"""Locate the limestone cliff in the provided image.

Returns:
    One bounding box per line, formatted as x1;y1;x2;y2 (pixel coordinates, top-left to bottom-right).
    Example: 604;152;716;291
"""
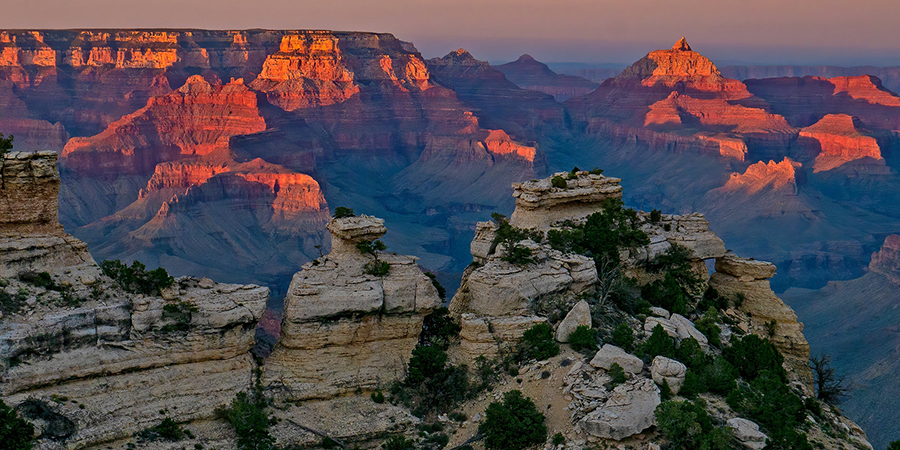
263;214;441;400
709;253;815;390
868;234;900;284
0;151;93;277
798;114;885;172
0;152;268;449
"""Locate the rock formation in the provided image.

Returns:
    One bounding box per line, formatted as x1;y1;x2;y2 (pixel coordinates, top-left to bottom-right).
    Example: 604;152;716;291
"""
797;114;884;172
1;152;268;448
62;75;266;175
494;54;599;101
565;37;797;160
709;253;814;389
718;158;801;195
868;234;900;285
0;151;93;277
509;171;624;231
263;214;441;400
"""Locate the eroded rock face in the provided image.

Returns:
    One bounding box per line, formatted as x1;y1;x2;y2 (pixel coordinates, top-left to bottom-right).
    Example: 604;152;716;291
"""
263;215;441;400
448;241;597;362
509;171;623;231
709;253;814;389
869;234;900;285
589;344;644;374
578;378;661;440
799;114;884;172
0;152;94;277
62;76;266;175
556;299;591;342
651;356;687;394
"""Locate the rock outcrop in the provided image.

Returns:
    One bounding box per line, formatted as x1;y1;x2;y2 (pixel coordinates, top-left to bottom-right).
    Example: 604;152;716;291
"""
555;299;591;342
1;152;268;449
62;76;266;176
718;158;800;195
651;356;687;394
263;214;441;400
868;234;900;285
798;114;884;172
577;378;661;440
709;253;814;389
509;171;624;231
0;151;93;277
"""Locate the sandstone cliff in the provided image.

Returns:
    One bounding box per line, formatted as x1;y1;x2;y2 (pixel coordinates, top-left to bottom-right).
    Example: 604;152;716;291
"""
798;114;885;172
263;214;441;400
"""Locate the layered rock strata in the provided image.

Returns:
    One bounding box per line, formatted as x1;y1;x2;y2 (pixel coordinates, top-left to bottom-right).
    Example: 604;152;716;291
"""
0;152;268;448
263;214;441;400
509;171;624;231
709;253;814;389
868;234;900;285
0;151;93;277
798;114;884;172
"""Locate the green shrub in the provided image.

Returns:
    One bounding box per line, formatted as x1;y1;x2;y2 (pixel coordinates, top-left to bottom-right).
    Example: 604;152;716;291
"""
407;346;448;386
675;337;708;369
333;206;355;218
419;307;461;350
552;432;565;445
161;301;198;333
398;345;473;416
479;390;547;450
364;260;391;276
0;133;13;157
371;390;385;403
804;397;822;417
889;441;900;450
0;399;34;450
100;260;174;296
551;175;567;189
218;392;276;450
490;213;543;266
649;209;662;223
567;325;597;352
136;417;186;442
518;323;559;361
694;307;722;348
501;244;536;266
612;323;634;351
654;400;733;450
382;435;415;450
726;371;811;450
589;167;604;175
698;286;728;312
643;324;675;359
546;199;648;265
608;362;627;386
724;334;786;383
0;289;28;315
424;272;446;300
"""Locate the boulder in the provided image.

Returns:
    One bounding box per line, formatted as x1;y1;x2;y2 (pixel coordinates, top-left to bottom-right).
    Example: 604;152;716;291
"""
651;356;687;394
578;378;661;440
650;307;671;319
589;344;644;374
727;418;768;450
715;253;777;280
645;316;678;338
670;313;709;350
556;300;592;342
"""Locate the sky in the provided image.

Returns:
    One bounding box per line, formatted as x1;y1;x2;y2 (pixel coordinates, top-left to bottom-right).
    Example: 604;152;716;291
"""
3;0;900;66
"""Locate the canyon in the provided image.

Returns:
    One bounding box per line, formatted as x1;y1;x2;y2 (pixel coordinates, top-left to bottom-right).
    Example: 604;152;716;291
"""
1;156;872;449
2;29;900;447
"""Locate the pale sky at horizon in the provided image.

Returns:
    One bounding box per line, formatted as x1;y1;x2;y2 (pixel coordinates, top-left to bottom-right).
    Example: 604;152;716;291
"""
3;0;899;66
